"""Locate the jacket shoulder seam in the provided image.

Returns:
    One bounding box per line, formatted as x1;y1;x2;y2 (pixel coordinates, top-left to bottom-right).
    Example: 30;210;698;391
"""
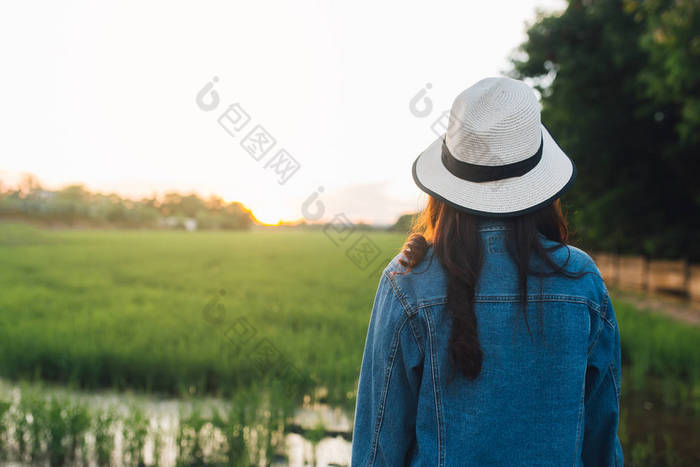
384;271;425;356
599;288;613;327
384;270;416;315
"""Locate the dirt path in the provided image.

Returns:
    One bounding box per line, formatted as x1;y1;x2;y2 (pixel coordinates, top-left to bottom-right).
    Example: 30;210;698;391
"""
611;288;700;326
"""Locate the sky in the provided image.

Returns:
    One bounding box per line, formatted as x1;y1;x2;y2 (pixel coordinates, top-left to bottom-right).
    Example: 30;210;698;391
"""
0;0;566;225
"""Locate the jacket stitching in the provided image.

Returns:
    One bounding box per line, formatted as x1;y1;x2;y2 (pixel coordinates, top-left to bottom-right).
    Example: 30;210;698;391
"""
573;376;586;467
600;288;611;325
366;313;410;466
609;362;620;408
417;299;447;309
609;362;621;467
475;294;600;310
407;317;425;357
586;323;603;359
385;272;424;356
415;296;613;328
418;295;599;309
385;271;417;317
425;309;445;467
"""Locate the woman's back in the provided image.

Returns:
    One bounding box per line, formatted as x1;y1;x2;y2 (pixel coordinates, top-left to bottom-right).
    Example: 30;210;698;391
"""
352;77;622;466
351;220;622;466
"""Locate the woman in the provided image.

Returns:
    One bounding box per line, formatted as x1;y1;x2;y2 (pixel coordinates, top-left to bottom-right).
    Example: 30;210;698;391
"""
351;77;623;466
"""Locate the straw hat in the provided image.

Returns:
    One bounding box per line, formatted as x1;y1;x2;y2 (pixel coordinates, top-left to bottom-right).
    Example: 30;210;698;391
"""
412;77;576;216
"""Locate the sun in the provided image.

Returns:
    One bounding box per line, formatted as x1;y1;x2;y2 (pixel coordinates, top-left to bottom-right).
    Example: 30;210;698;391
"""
249;204;295;226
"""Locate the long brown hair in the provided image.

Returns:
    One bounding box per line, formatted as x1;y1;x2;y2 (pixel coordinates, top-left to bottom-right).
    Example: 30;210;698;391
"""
399;196;583;381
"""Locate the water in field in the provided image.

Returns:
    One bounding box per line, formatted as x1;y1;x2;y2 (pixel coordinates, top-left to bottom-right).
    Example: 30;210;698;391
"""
0;379;352;466
2;379;700;466
620;383;700;466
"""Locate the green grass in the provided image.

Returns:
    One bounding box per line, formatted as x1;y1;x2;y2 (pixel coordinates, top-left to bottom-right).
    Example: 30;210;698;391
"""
1;223;699;464
0;223;404;409
0;222;698;408
614;298;700;409
615;298;700;384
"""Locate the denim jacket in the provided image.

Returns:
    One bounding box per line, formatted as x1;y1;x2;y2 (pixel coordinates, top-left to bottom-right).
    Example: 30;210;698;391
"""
351;220;623;466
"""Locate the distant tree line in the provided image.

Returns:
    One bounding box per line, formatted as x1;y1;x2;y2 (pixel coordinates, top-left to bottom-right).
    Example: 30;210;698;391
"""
388;213;415;233
0;175;254;230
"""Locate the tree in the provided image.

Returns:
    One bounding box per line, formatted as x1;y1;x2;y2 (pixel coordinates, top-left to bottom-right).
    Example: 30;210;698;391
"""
0;176;255;230
389;213;416;233
512;0;700;260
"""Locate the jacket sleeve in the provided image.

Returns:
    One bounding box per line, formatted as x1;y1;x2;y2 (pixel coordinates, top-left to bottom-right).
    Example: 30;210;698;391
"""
582;288;624;466
351;270;424;466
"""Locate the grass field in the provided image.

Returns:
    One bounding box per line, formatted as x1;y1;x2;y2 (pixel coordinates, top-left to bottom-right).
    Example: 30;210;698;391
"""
2;223;699;402
0;223;405;410
0;223;698;464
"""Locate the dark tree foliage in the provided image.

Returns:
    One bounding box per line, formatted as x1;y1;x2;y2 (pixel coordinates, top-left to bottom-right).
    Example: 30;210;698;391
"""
511;0;700;261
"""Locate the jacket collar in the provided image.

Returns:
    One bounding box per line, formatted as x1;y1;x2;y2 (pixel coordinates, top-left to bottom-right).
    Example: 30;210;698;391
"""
477;218;511;232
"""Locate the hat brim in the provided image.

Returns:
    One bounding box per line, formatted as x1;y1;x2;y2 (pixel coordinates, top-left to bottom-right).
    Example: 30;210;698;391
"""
412;124;576;217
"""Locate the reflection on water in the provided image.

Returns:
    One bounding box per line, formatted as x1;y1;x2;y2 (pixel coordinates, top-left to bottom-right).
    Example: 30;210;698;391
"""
2;378;696;466
0;379;352;466
621;386;700;466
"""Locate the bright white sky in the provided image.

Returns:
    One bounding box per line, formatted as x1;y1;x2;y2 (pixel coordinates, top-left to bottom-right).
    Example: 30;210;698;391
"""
0;0;565;225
